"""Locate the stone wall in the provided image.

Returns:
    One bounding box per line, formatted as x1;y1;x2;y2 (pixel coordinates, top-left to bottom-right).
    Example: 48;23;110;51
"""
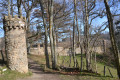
30;46;103;56
3;15;28;73
30;47;72;56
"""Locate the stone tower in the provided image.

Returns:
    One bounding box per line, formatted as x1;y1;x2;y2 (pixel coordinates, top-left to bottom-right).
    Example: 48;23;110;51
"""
3;15;28;73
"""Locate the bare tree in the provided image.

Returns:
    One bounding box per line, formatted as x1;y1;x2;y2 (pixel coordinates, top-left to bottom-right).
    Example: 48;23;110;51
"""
72;0;77;68
8;0;10;16
23;0;37;54
84;0;91;71
104;0;120;78
48;0;56;69
39;0;50;68
10;0;13;16
17;0;22;17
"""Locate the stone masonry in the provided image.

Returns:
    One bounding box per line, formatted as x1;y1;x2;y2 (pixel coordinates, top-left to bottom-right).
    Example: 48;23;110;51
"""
30;44;103;56
3;15;28;73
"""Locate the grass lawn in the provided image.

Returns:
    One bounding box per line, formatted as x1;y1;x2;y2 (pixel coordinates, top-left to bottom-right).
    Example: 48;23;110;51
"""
0;69;32;80
0;54;32;80
58;54;117;77
28;54;119;80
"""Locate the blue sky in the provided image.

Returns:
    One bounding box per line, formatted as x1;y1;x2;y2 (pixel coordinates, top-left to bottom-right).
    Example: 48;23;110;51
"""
0;0;120;38
0;24;3;38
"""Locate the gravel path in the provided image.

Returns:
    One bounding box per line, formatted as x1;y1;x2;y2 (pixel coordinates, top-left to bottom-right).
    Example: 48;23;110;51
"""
17;60;62;80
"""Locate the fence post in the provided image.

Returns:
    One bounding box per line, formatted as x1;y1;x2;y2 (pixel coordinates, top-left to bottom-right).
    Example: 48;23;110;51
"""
104;66;106;76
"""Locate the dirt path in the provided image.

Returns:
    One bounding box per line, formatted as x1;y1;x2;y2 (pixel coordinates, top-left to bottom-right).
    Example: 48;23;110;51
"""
17;60;62;80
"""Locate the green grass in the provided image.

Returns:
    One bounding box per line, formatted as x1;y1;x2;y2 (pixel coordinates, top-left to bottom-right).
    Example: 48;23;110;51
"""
0;55;32;80
58;54;117;77
58;55;118;80
28;54;119;80
60;74;118;80
0;69;32;80
28;54;46;69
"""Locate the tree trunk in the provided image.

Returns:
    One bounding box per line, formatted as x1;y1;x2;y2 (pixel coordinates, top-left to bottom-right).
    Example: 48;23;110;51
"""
27;11;31;32
85;0;91;71
95;50;97;73
73;0;77;68
74;0;82;70
53;28;57;67
80;44;83;71
69;27;72;67
0;50;5;64
75;4;80;47
48;0;56;69
39;0;50;68
26;10;31;54
104;0;120;78
10;0;13;16
8;0;10;16
17;0;22;17
103;40;106;54
104;66;106;76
